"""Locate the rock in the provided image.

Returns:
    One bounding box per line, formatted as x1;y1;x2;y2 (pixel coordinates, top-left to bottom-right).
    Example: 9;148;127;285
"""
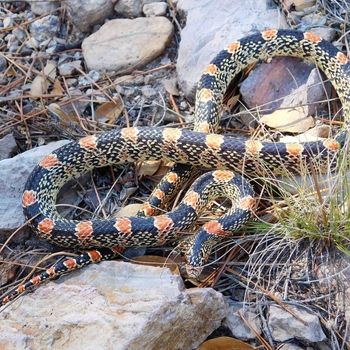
268;304;327;343
27;0;60;15
0;261;227;350
310;27;337;42
291;0;316;11
66;0;115;33
279;344;305;350
162;77;180;96
12;28;26;42
0;55;7;72
114;0;143;18
260;107;314;133
141;85;157;98
58;60;82;76
78;70;100;85
240;57;331;116
0;140;70;238
0;134;17;161
301;13;327;27
143;2;168;16
176;0;288;98
82;17;173;72
29;15;59;43
224;302;262;340
3;17;14;28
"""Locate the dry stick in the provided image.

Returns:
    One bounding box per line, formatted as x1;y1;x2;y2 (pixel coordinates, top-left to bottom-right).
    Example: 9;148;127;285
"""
238;310;273;350
168;93;185;125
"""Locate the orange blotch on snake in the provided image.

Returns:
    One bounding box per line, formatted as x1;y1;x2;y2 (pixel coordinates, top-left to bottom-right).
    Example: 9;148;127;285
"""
63;259;78;270
203;220;226;235
336;52;348;65
75;221;94;242
203;64;218;75
212;170;234;182
286;143;304;157
198;88;214;102
245;140;263;156
79;135;97;150
323;139;340;152
261;29;278;40
206;134;224;150
163;128;182;143
30;276;41;285
121;127;139;142
304;32;322;44
183;190;200;209
114;218;132;235
240;196;256;210
39;154;60;169
22;190;37;208
38;218;55;235
227;41;240;54
154;215;174;233
88;250;103;262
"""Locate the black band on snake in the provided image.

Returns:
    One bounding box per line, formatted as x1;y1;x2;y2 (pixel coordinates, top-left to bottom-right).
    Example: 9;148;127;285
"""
1;29;349;307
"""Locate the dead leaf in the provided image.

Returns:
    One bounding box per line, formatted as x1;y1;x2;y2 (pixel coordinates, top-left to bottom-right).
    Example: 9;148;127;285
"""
260;107;314;133
48;103;80;125
95;98;123;124
30;61;57;98
138;160;162;177
133;255;180;275
226;95;240;110
197;337;255;350
114;203;143;217
51;79;64;95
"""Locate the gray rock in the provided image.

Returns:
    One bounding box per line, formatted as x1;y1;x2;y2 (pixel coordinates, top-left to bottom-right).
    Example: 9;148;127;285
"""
279;345;305;350
114;0;143;18
27;0;60;15
224;302;262;340
176;0;288;98
12;28;26;42
3;17;14;28
301;13;327;27
29;15;59;42
0;133;17;161
0;261;227;350
58;60;82;76
0;55;7;72
78;70;100;85
141;85;157;98
82;17;173;72
143;2;167;16
310;27;337;42
268;304;327;343
66;0;114;33
0;140;70;237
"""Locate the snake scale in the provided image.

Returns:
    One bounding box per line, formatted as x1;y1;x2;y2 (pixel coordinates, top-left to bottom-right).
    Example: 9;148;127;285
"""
1;29;350;307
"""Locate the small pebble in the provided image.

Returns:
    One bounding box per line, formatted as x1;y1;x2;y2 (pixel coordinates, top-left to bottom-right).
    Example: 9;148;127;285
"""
141;85;157;98
58;60;82;76
0;56;7;72
143;2;168;16
12;28;26;42
78;70;100;86
3;17;14;28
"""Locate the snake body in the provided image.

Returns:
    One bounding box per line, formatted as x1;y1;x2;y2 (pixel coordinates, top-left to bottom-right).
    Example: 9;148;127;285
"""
1;29;349;307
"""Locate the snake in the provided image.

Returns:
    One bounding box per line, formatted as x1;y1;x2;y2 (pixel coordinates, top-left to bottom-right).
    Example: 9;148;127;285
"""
1;29;349;307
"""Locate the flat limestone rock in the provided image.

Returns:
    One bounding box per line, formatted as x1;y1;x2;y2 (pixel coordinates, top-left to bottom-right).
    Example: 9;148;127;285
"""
0;140;70;237
82;17;174;72
0;261;227;350
176;0;288;98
